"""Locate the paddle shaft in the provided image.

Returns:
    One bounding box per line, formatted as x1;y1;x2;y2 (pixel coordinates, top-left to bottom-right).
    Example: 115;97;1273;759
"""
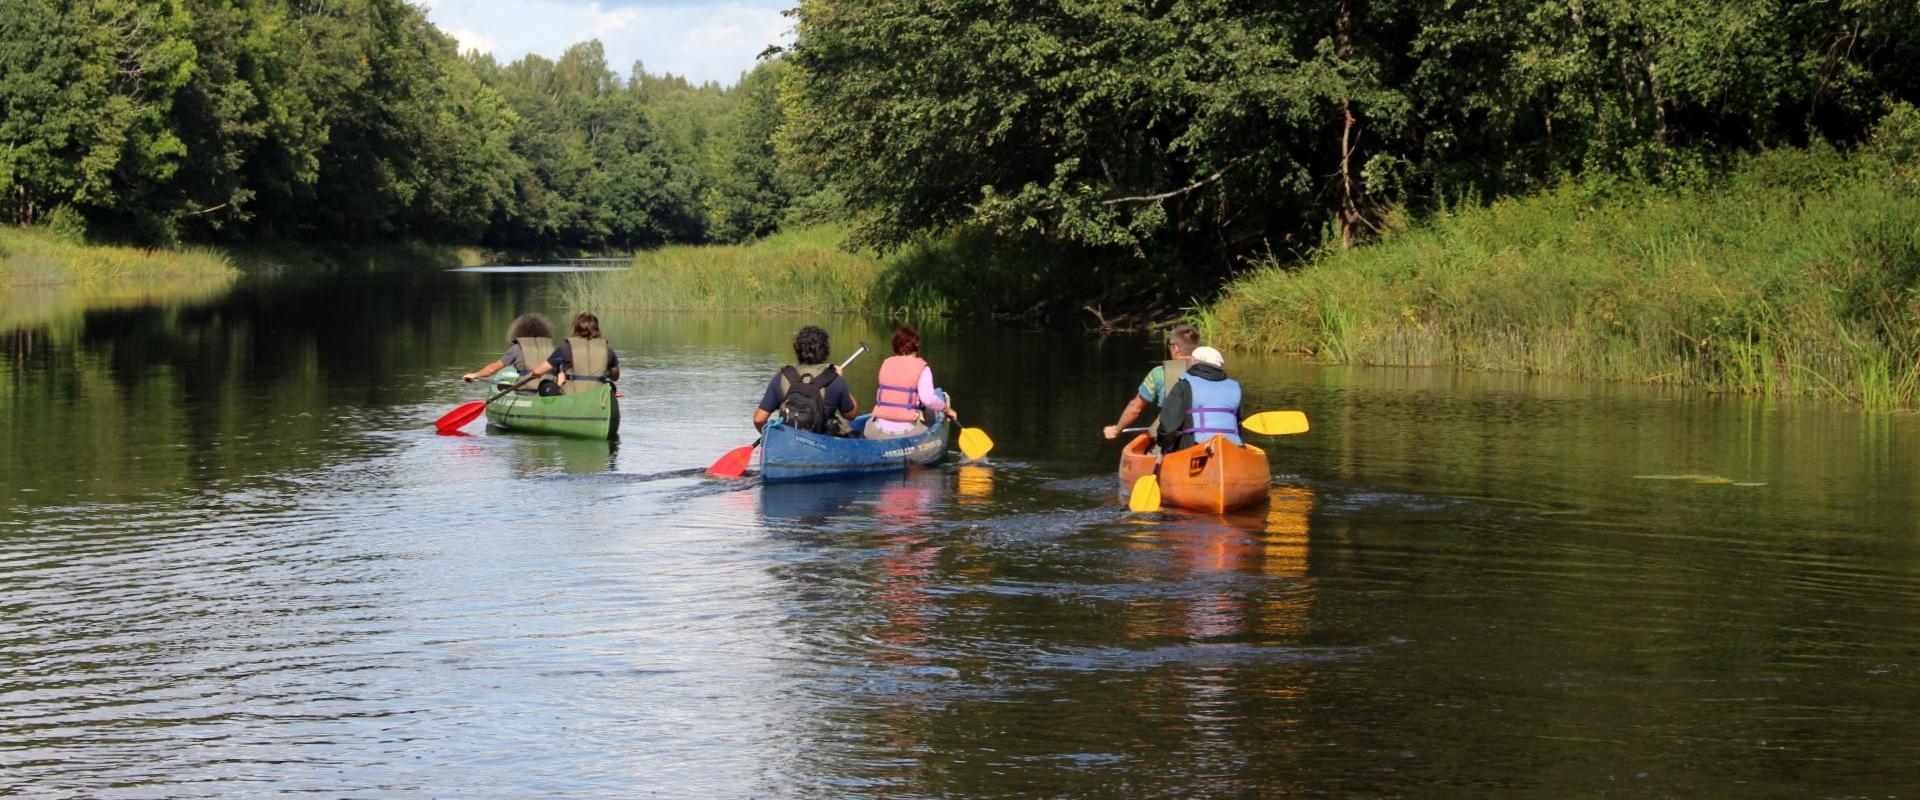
484;371;542;405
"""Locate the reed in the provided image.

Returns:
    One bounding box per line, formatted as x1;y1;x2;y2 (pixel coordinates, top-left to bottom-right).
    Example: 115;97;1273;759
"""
0;226;237;287
558;225;890;313
1203;143;1920;409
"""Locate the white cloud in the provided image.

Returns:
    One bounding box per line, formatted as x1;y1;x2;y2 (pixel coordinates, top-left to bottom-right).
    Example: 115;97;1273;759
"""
445;26;499;55
424;0;793;86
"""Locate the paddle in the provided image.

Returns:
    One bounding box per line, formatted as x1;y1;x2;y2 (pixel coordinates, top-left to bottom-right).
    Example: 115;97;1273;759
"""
942;392;995;461
955;422;994;461
1127;474;1162;513
1242;410;1310;436
707;343;870;477
1122;410;1311;512
435;372;538;434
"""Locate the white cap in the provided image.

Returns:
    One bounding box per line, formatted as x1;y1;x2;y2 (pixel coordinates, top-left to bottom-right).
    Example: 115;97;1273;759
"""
1191;346;1224;368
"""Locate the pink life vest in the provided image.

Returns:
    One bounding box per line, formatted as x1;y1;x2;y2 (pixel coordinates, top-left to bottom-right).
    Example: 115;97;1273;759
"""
873;355;929;423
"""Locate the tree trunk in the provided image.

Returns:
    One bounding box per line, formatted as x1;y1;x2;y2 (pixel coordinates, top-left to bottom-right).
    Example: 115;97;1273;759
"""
1335;0;1372;249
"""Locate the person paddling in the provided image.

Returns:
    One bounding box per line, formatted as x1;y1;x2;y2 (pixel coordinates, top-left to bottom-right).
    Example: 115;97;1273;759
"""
865;325;955;439
1157;346;1244;452
756;325;858;436
1103;323;1202;441
463;313;559;395
523;312;619;393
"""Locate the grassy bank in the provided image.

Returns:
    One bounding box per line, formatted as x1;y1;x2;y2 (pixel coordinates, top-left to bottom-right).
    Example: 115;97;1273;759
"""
0;226;237;288
560;223;1160;322
558;225;888;313
1201;136;1920;408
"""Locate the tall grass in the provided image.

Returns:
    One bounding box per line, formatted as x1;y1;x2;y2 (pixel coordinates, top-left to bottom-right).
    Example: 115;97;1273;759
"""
0;226;237;287
1203;139;1920;409
559;224;1098;319
558;225;890;313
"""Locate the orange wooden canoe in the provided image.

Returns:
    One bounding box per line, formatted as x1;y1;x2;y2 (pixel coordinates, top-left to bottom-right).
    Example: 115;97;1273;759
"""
1119;434;1271;513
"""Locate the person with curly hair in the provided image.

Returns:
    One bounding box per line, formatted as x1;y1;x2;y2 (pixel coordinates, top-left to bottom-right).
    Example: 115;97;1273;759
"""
755;325;858;435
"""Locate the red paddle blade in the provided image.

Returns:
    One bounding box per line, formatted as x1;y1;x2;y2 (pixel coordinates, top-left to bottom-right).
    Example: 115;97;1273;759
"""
435;401;486;434
706;444;757;477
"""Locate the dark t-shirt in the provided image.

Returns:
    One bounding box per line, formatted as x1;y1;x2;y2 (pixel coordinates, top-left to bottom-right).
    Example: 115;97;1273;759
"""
546;339;619;372
757;367;857;415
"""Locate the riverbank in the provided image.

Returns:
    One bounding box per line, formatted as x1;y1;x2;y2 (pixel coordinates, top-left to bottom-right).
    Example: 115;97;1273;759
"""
1201;140;1920;410
559;224;1154;322
0;227;237;288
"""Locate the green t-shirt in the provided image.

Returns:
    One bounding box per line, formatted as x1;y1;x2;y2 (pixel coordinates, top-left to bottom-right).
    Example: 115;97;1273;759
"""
1137;365;1168;404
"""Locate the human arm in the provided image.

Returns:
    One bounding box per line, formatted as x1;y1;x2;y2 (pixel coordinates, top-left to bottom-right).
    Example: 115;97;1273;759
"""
833;376;859;420
1104;396;1149;440
1103;366;1164;439
754;373;784;431
463;359;508;382
917;367;953;420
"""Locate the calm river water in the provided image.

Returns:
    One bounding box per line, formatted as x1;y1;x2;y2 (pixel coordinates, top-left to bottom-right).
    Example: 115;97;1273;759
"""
3;266;1918;797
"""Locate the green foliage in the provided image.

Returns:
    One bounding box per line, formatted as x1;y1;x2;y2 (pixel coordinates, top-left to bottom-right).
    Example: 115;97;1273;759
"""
784;0;1920;263
704;60;799;243
0;1;788;250
1204;142;1920;409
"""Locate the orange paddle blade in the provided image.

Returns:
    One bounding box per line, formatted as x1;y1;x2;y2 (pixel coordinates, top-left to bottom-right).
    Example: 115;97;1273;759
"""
707;443;757;478
435;401;486;434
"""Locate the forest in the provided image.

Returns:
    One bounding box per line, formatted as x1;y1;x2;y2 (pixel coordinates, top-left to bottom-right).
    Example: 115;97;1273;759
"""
0;0;797;250
4;0;1919;271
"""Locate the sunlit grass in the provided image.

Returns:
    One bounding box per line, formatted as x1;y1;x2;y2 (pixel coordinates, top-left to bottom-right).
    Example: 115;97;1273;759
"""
0;226;237;288
1204;145;1920;409
558;225;890;314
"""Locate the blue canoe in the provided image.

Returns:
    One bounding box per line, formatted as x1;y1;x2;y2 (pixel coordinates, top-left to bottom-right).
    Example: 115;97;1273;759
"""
760;414;950;483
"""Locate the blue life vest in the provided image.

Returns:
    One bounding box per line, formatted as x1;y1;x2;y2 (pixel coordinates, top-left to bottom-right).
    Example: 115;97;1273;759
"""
1178;373;1244;445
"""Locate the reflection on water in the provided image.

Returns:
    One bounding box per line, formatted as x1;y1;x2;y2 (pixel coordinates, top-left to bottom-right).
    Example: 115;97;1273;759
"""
3;264;1919;797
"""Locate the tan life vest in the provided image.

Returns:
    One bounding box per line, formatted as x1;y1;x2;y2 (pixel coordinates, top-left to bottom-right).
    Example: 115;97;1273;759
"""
513;337;556;394
560;336;612;396
1146;357;1190;438
872;355;929;423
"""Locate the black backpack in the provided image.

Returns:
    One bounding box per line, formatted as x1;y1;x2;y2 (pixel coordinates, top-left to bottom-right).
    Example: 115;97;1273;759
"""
780;365;837;433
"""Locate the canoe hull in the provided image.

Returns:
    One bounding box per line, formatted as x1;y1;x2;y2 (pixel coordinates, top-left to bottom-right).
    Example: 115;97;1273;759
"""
761;415;948;483
484;384;619;439
1118;434;1270;513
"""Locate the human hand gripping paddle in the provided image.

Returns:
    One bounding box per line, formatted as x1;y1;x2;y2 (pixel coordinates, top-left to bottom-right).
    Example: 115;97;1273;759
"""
1127;411;1310;513
707;343;870;478
434;372;539;434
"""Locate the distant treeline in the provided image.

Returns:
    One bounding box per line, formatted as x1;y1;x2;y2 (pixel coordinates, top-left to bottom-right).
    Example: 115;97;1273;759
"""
782;0;1920;270
0;0;799;249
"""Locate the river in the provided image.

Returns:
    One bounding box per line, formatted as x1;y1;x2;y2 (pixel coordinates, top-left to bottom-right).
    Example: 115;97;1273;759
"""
3;265;1917;797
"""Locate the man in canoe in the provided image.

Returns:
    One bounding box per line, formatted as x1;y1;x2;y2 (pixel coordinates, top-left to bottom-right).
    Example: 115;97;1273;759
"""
1157;346;1244;452
462;313;559;395
521;312;619;392
756;325;858;436
865;324;956;439
1103;323;1202;441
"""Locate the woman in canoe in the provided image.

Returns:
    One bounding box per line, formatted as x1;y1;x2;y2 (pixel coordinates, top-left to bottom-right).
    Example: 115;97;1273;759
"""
462;313;558;395
865;324;956;439
523;312;619;393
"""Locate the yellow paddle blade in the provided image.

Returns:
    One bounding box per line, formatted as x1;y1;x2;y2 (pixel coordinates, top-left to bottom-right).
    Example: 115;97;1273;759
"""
1127;474;1162;513
957;426;994;461
1242;410;1310;436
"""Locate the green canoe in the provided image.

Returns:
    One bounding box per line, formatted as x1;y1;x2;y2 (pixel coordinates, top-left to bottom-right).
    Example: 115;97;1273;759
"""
484;374;620;439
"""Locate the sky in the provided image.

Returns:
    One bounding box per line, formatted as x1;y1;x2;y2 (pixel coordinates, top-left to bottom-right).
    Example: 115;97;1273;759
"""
420;0;794;87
